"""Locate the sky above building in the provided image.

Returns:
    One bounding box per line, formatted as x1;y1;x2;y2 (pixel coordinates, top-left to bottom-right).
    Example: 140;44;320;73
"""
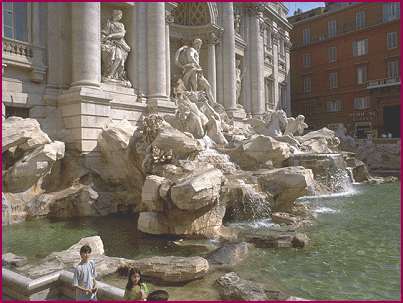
285;2;325;16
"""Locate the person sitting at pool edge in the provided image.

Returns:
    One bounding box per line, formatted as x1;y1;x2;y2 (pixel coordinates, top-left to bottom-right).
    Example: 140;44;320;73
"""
124;268;149;300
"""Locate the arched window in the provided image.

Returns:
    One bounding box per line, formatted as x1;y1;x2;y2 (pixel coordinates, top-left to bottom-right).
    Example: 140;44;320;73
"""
2;3;28;42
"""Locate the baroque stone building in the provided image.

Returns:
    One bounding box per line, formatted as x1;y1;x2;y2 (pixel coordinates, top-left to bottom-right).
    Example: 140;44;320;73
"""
2;2;291;153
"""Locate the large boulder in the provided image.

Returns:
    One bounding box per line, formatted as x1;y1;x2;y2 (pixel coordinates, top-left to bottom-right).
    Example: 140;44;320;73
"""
171;168;224;211
32;185;100;218
356;140;400;173
230;135;291;170
152;125;204;159
255;167;315;211
137;212;170;235
207;242;250;266
97;119;143;184
298;127;340;153
122;256;209;283
4;141;65;192
2;116;51;152
17;236;118;278
3;192;30;224
239;230;310;249
138;202;226;237
343;153;370;182
216;272;285;300
139;175;170;212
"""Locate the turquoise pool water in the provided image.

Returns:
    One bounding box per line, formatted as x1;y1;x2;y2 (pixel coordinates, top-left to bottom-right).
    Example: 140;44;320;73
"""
3;183;400;300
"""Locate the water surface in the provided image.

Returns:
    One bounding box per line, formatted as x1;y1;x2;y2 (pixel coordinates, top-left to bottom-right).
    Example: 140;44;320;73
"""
3;183;400;300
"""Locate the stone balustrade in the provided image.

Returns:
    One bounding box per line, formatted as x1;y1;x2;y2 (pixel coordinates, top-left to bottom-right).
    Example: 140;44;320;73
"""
2;37;33;58
2;268;124;301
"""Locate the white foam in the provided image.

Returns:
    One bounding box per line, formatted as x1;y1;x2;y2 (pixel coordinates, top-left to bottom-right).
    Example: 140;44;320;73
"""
313;207;339;214
228;218;279;230
297;187;359;201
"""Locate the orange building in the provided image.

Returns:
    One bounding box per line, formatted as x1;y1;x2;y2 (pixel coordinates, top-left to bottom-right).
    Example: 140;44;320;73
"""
288;2;400;138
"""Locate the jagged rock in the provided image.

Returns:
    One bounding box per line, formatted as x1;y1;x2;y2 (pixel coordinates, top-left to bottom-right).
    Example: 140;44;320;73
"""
140;175;169;212
171;168;224;211
152;125;204;159
2;253;28;268
18;236;114;278
298;127;340;153
356;140;400;172
4;141;65;193
255;167;315;211
216;272;285;300
2;117;51;152
2;192;29;224
137;212;169;235
292;233;310;248
121;256;209;283
23;185;100;218
271;212;298;225
239;230;310;249
367;176;398;184
170;239;219;255
230;135;291;170
345;156;370;182
207;242;250;266
97;119;143;183
138;202;226;237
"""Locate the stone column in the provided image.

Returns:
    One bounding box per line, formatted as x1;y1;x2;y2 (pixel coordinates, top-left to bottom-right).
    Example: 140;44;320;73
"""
165;10;174;99
272;30;280;111
136;3;147;95
127;4;137;91
29;3;46;83
285;38;292;116
2;64;6;121
222;3;237;111
247;9;265;116
71;3;101;87
146;3;167;101
207;33;218;102
46;3;63;89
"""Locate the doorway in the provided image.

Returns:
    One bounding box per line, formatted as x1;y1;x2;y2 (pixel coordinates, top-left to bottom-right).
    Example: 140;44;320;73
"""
383;105;400;138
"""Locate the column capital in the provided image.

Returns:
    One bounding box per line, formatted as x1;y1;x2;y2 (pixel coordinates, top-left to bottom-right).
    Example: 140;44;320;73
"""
207;31;221;45
285;39;292;51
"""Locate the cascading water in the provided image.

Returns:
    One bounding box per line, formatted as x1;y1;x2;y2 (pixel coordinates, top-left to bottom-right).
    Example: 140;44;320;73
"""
346;167;356;183
288;153;354;195
237;180;271;220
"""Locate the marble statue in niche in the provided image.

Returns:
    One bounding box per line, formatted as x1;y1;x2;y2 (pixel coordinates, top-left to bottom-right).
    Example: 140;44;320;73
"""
101;9;132;87
235;59;243;104
234;13;241;34
175;38;215;104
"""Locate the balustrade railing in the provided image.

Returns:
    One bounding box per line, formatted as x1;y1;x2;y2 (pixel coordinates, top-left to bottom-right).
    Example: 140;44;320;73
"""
367;77;400;88
2;37;33;58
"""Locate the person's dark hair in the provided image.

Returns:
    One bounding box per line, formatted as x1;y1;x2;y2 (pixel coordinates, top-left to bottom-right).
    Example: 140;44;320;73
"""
147;290;169;301
80;244;92;254
126;268;143;290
